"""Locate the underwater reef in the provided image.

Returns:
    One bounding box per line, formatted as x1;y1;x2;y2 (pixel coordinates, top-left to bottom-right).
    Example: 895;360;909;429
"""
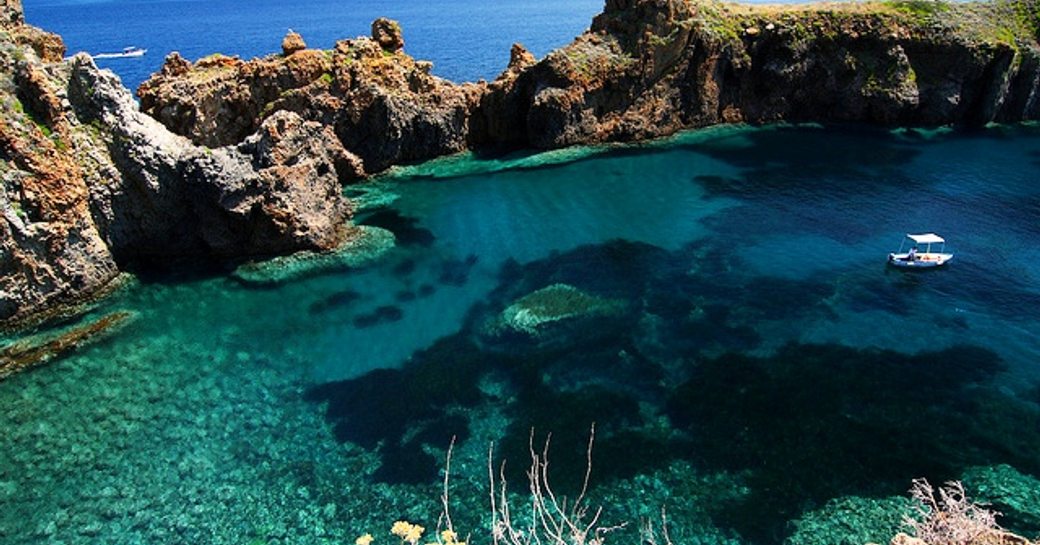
305;238;1040;545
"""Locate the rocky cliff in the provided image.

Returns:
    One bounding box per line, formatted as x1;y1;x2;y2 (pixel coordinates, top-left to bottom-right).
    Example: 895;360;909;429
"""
489;0;1040;148
0;0;356;328
139;0;1040;169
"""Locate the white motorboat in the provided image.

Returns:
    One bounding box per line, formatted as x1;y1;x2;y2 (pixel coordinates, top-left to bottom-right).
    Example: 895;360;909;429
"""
93;47;147;59
888;233;953;269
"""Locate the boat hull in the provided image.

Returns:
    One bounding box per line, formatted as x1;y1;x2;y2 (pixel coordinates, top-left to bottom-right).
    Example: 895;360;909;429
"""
887;253;953;268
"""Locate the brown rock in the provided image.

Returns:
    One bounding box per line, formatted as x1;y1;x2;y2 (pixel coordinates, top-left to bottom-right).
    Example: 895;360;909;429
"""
0;6;367;329
0;311;134;380
371;17;404;51
159;52;192;77
508;43;536;72
70;55;356;259
2;0;23;25
182;110;355;255
14;62;69;133
282;30;307;56
975;530;1037;545
137;0;1040;177
139;28;472;173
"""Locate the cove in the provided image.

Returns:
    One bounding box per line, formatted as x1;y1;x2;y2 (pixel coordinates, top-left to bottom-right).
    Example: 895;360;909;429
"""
1;123;1040;545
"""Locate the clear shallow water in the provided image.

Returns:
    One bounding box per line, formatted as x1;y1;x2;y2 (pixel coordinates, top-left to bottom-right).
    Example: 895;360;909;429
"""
2;124;1040;545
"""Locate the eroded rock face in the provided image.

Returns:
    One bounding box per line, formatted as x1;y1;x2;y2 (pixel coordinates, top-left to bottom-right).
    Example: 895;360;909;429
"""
68;54;353;261
487;0;1040;148
2;0;22;25
0;11;120;324
0;3;356;327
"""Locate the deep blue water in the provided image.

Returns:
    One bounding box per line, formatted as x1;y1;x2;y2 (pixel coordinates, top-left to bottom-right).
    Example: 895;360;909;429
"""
23;0;603;91
5;1;1040;545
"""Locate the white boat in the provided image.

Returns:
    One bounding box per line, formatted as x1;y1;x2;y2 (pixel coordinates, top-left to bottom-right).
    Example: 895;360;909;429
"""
887;233;953;269
93;47;147;59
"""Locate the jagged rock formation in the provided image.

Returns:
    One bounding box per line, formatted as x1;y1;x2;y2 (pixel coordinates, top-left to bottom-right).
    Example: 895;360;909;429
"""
139;0;1040;169
70;58;355;262
138;22;482;173
0;1;355;328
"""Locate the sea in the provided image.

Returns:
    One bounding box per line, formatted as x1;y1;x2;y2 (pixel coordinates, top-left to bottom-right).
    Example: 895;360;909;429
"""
4;1;1040;545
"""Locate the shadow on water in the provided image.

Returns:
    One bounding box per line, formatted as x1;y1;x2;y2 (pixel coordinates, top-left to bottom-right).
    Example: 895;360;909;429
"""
308;289;362;315
359;210;436;247
305;237;1040;542
438;254;478;287
689;125;922;196
305;335;485;484
352;305;404;328
682;126;932;247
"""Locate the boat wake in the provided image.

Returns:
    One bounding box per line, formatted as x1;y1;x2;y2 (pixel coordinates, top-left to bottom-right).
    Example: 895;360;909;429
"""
93;47;146;59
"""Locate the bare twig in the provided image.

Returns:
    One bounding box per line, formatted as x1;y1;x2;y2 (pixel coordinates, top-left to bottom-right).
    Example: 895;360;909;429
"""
488;426;621;545
640;506;673;545
441;435;457;536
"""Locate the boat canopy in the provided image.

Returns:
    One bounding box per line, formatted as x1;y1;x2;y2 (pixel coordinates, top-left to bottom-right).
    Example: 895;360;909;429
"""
907;233;945;244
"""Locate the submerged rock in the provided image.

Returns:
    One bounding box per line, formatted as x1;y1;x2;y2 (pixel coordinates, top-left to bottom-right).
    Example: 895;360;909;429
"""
481;283;627;351
962;464;1040;533
231;225;394;286
0;310;136;380
497;283;624;335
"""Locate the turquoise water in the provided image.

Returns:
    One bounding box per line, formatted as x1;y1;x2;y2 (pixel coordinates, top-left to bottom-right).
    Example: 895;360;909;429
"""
2;124;1040;545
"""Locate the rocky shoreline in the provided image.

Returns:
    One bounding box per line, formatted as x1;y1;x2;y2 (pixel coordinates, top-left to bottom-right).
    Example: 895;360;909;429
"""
140;0;1040;168
2;0;1039;332
0;0;355;331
